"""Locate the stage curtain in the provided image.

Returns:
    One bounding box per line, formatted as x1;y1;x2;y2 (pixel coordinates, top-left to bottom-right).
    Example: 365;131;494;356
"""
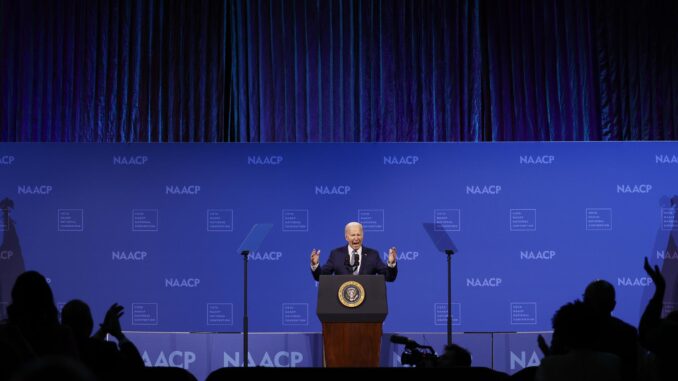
1;0;676;142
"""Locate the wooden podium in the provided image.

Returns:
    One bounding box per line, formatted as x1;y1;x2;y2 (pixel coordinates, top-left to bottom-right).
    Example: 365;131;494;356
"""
317;275;388;367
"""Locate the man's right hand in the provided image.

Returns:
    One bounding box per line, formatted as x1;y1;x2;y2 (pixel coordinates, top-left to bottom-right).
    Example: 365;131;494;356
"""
644;256;666;292
310;249;320;266
101;303;125;340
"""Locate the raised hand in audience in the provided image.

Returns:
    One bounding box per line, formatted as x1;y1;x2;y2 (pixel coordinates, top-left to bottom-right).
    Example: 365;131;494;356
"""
644;256;665;294
95;303;125;341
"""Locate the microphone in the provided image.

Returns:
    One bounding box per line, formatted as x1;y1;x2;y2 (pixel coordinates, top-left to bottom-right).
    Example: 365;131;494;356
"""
390;334;418;348
353;252;360;270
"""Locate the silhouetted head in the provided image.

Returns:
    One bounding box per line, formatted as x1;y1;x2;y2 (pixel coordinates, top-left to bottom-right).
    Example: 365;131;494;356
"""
61;300;94;339
7;271;58;326
552;300;599;351
583;280;616;315
437;344;472;367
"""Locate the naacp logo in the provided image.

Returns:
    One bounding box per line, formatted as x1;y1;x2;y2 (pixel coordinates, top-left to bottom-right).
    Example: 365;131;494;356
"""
247;251;282;260
248;156;283;165
617;277;652;287
223;351;304;367
657;250;678;260
113;156;148;165
338;281;365;308
384;251;419;261
166;185;200;195
315;185;350;195
384;156;419;165
519;155;554;164
142;351;196;369
466;277;502;287
510;351;541;370
0;155;15;165
655;154;678;164
165;278;200;288
112;250;148;261
520;250;555;260
616;184;652;194
17;185;53;195
466;185;501;195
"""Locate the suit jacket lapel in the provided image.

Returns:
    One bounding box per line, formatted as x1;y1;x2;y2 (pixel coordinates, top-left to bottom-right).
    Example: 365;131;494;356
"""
341;246;350;273
358;249;366;275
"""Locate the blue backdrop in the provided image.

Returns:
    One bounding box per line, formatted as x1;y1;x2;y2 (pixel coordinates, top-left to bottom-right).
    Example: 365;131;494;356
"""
1;142;677;333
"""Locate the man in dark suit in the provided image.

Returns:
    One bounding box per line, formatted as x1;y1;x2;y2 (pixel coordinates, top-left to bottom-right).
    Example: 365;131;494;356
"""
310;222;397;282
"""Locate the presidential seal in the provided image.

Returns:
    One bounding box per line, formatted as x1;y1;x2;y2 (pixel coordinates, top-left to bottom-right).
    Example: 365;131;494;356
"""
338;280;365;308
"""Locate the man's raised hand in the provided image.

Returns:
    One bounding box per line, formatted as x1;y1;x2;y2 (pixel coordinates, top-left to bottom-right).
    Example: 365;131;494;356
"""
310;249;320;266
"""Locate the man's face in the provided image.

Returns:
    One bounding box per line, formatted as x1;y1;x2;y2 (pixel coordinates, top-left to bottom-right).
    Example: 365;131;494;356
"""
345;225;363;250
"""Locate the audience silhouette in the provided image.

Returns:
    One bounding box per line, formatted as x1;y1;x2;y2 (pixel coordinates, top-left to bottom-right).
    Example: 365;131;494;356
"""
582;279;639;381
638;257;678;381
536;300;621;381
0;254;675;379
534;258;678;381
0;272;148;381
434;343;509;379
437;343;472;368
9;356;96;381
0;271;78;381
61;300;144;381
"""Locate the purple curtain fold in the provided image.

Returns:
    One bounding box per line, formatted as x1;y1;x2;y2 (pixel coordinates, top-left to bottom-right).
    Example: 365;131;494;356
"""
0;0;231;142
1;0;677;142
